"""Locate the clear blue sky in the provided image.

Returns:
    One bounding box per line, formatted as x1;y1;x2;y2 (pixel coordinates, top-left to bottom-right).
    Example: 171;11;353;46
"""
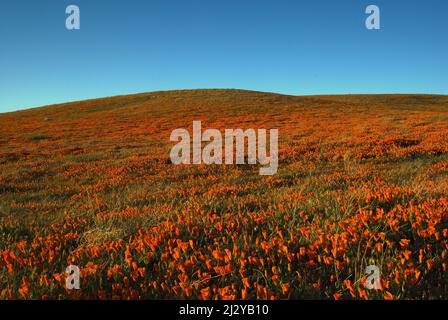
0;0;447;112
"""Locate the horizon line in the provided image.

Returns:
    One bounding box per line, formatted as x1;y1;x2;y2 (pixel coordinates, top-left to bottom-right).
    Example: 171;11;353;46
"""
2;88;448;115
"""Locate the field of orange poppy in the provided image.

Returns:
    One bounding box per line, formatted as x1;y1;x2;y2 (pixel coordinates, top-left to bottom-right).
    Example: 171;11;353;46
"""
0;89;447;299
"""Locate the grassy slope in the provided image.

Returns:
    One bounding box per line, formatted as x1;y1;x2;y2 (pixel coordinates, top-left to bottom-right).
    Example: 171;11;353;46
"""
0;89;448;299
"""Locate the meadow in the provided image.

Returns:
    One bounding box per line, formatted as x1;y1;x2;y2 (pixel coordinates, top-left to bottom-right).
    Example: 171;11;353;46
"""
0;89;447;299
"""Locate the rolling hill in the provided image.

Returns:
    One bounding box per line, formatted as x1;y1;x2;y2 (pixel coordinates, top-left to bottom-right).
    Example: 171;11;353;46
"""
1;89;448;299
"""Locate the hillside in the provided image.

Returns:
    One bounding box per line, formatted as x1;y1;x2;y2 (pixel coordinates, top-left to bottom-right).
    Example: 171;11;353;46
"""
1;89;448;299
